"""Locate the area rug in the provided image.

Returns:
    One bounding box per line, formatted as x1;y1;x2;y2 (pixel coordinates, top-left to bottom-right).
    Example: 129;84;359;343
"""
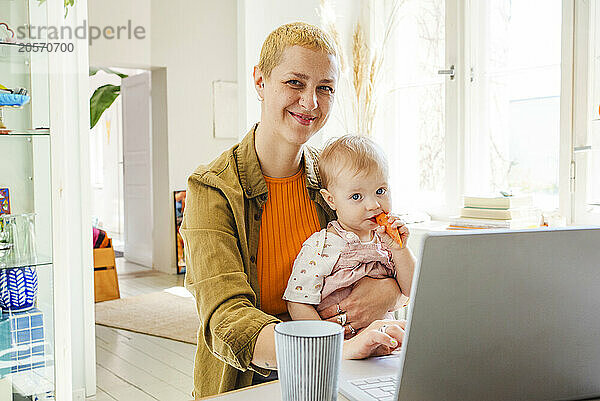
95;287;199;344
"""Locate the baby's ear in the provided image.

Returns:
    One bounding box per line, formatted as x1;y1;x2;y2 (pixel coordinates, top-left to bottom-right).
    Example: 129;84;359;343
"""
320;189;336;210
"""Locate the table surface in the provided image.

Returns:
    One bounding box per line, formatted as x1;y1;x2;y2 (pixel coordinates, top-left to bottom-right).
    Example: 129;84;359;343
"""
201;356;401;400
201;354;600;401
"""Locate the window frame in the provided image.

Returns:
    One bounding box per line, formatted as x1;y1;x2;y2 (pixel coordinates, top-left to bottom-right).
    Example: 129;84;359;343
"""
570;0;600;225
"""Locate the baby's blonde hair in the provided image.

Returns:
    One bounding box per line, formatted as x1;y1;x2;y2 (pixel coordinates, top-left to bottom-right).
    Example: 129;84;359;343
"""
258;22;338;78
318;135;389;189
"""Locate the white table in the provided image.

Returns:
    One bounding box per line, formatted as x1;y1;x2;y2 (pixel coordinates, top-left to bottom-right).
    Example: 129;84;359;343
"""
202;355;399;400
202;354;600;401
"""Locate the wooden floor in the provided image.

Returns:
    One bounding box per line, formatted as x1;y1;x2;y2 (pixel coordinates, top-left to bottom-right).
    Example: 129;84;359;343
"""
87;259;194;401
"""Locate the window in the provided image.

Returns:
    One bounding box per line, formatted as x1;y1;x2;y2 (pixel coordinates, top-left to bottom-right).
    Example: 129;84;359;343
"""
323;0;595;223
377;0;447;214
372;0;565;217
466;0;562;211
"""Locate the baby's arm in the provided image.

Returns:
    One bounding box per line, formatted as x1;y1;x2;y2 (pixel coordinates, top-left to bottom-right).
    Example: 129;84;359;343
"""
389;247;416;297
286;301;322;320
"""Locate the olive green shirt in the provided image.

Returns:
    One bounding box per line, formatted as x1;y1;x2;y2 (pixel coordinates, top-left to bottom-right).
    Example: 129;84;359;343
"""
181;124;336;398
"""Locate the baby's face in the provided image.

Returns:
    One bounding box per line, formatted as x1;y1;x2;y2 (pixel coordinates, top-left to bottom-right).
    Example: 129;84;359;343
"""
326;168;391;239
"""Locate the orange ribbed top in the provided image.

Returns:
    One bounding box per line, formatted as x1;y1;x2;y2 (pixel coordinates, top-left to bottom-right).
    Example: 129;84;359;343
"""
257;169;321;315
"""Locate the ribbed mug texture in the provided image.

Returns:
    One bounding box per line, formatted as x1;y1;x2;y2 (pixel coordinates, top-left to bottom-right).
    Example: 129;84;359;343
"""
275;321;344;401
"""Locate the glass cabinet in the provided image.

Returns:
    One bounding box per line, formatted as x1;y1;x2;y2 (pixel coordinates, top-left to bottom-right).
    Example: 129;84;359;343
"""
1;0;56;399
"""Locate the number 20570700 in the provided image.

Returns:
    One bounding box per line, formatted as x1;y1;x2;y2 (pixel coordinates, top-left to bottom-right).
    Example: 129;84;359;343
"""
18;42;75;52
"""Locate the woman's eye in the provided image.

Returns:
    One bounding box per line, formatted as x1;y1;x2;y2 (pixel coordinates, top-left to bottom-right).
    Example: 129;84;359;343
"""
287;80;302;86
351;194;362;201
319;86;335;94
376;188;387;195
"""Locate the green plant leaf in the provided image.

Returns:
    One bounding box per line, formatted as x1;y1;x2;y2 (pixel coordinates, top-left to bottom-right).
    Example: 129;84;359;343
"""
89;67;128;79
90;84;120;129
37;0;75;17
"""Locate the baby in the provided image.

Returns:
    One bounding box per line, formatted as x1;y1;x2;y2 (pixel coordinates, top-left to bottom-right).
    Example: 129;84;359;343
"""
283;135;414;335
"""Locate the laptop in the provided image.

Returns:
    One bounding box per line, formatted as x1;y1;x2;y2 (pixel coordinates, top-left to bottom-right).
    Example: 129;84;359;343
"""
340;227;600;401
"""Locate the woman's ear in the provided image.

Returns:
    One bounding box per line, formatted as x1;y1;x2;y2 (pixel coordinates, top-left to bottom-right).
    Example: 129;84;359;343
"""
320;189;336;210
253;66;265;101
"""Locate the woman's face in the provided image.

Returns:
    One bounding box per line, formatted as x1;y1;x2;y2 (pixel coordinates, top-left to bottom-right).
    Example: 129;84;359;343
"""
255;45;338;146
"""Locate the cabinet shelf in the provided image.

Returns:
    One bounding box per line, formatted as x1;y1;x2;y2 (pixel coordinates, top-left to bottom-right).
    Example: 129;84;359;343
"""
0;129;49;136
0;41;30;63
0;256;52;270
0;41;27;46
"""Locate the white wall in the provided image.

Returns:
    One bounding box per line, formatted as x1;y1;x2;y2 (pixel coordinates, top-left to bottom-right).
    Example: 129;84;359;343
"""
150;0;239;190
86;0;152;69
88;0;238;272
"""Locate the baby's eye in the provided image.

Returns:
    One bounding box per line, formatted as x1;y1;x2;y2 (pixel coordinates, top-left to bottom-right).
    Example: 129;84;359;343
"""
351;193;362;201
376;187;387;195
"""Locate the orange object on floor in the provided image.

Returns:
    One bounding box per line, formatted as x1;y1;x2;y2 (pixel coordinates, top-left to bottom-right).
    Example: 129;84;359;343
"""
93;239;120;302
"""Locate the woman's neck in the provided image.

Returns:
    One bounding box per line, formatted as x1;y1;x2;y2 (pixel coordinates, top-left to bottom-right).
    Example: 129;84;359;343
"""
254;123;303;178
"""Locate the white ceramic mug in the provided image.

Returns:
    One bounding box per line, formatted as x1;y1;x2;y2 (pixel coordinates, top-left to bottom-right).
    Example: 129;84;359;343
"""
274;320;344;401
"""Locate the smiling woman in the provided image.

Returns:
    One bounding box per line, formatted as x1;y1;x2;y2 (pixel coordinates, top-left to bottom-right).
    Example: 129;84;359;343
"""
180;22;407;399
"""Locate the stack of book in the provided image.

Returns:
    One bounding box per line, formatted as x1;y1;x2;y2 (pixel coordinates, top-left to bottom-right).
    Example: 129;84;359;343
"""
449;195;542;230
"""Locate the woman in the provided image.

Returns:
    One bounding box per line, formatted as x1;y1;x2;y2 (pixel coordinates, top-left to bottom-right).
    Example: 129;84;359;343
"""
181;22;409;399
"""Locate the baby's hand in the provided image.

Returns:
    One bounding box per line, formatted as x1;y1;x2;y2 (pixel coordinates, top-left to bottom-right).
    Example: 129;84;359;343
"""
375;213;409;250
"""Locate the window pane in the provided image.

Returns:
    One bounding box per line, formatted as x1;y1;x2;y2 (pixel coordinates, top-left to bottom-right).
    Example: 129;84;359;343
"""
587;1;600;208
378;0;445;211
470;0;562;209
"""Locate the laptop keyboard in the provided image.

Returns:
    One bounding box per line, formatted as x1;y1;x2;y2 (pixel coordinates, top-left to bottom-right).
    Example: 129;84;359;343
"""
349;375;398;400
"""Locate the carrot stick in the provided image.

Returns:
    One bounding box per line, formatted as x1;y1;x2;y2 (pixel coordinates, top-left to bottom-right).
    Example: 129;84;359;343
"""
375;212;403;247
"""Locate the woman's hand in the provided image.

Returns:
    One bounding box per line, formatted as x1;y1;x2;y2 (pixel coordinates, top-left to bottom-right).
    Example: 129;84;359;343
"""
319;277;401;337
343;320;406;359
375;213;409;251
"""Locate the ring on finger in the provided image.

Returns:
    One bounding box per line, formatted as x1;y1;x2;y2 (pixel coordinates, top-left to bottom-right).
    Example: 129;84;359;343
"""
379;324;389;334
337;313;347;326
347;324;356;335
336;304;344;315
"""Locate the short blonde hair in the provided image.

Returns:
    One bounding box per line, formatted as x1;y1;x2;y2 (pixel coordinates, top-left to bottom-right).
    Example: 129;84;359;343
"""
258;22;338;78
318;135;389;189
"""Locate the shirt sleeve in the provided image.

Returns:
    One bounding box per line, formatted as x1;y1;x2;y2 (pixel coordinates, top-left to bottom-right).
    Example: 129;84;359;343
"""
283;230;340;305
180;174;280;375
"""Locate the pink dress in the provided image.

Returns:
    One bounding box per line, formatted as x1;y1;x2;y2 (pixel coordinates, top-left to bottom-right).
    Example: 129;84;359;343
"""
317;221;396;315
